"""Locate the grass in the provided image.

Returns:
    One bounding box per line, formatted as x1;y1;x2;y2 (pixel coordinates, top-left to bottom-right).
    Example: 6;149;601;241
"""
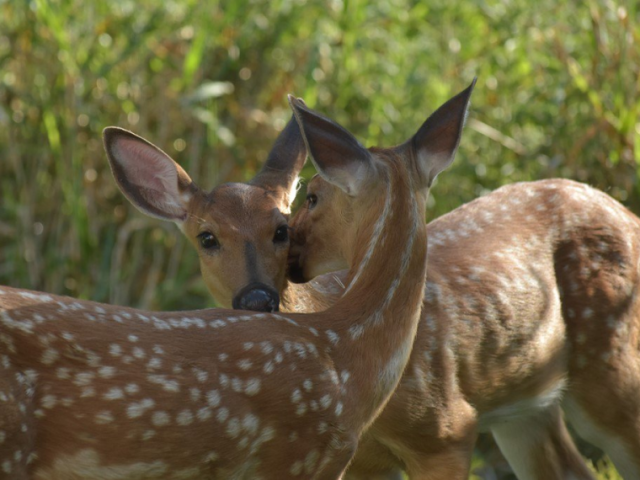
0;1;636;477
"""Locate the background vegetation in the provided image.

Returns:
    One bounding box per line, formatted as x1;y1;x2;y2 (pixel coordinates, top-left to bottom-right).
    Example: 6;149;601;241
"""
0;0;636;477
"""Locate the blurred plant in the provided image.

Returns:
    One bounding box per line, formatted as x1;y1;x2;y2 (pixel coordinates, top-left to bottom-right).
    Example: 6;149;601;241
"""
0;1;635;478
588;457;624;480
0;0;637;306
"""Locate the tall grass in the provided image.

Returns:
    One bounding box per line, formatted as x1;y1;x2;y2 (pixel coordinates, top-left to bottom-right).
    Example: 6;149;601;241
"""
0;2;636;477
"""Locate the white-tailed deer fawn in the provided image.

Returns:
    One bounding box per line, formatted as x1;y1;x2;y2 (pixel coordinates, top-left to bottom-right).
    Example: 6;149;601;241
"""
291;172;640;477
0;83;473;478
106;89;631;478
104;116;310;313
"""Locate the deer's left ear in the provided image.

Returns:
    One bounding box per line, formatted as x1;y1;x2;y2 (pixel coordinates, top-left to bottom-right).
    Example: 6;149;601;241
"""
250;114;307;213
288;95;374;197
397;78;476;189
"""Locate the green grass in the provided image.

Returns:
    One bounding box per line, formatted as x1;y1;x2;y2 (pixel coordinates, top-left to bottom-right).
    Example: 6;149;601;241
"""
1;0;638;310
0;2;636;477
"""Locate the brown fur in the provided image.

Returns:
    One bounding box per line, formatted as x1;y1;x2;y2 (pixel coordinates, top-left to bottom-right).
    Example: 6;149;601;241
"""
0;139;429;478
290;177;640;479
181;183;292;307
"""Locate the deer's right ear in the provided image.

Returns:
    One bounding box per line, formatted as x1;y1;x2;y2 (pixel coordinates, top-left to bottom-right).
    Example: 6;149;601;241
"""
103;127;196;222
288;95;373;197
397;78;476;190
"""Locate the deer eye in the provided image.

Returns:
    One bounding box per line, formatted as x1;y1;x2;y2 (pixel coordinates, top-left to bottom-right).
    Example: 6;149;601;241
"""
273;225;289;244
307;194;318;209
197;231;220;250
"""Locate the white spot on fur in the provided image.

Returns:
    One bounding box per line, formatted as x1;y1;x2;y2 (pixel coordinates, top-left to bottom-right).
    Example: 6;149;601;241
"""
237;359;253;371
127;399;155;418
41;394;57;409
125;384;140;395
109;344;122;357
325;330;339;345
217;407;229;423
151;411;170;427
319;395;332;410
244;378;261;396
41;348;59;365
206;390;221;407
103;387;125;400
95;411;114;424
296;403;307;416
177;410;194;426
291;389;302;403
97;366;116;378
197;407;213;421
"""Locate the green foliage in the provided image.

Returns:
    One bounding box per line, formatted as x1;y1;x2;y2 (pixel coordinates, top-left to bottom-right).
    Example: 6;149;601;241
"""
0;1;638;311
589;457;624;480
0;2;635;477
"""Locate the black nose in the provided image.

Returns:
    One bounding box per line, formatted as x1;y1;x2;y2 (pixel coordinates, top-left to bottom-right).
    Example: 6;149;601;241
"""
232;284;280;312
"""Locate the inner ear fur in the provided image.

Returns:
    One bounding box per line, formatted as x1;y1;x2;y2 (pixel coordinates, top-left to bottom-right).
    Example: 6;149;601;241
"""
288;95;374;197
103;127;196;222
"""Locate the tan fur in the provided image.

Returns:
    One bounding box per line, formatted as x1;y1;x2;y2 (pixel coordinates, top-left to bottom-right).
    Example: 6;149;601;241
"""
0;146;429;478
289;178;640;479
180;183;291;307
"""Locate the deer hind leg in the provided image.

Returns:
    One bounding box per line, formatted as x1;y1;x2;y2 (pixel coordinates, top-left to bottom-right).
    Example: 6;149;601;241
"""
564;392;640;479
491;403;594;480
564;347;640;480
312;437;358;480
400;441;475;480
562;297;640;478
396;405;478;480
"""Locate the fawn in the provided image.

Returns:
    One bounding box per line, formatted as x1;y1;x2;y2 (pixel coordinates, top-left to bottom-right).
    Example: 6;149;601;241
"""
0;83;473;478
106;86;634;478
290;131;640;476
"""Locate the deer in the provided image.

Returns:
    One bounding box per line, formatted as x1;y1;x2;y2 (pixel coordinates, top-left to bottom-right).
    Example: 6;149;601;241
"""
0;83;475;478
289;130;640;477
103;91;633;478
104;112;334;315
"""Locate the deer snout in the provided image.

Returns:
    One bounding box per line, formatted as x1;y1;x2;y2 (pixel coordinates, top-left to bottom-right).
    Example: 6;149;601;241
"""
232;283;280;312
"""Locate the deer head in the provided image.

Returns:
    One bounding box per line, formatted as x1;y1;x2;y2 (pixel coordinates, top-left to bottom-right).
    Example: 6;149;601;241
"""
103;117;306;312
288;80;476;283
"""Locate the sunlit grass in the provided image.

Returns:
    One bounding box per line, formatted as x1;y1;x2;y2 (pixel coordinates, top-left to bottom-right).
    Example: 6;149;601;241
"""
0;2;637;477
1;0;637;310
588;458;624;480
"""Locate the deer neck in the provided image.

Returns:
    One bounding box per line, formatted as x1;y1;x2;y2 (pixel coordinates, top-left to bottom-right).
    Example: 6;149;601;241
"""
280;277;345;313
322;163;428;422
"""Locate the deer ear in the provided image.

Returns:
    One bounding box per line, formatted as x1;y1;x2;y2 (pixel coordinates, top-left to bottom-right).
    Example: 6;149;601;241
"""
288;95;373;197
250;114;307;213
399;78;476;189
103;127;196;222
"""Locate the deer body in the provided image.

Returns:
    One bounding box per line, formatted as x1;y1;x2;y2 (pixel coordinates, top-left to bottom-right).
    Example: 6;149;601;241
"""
0;178;421;478
104;84;635;478
291;177;640;479
0;84;477;479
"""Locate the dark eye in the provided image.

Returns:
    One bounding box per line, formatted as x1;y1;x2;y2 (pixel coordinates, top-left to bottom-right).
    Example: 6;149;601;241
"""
307;194;318;209
197;231;220;250
273;225;289;244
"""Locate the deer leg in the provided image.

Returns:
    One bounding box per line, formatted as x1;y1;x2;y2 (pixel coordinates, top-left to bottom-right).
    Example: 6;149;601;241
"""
562;298;640;479
394;405;477;480
401;441;475;480
564;351;640;480
491;403;594;480
312;434;359;480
